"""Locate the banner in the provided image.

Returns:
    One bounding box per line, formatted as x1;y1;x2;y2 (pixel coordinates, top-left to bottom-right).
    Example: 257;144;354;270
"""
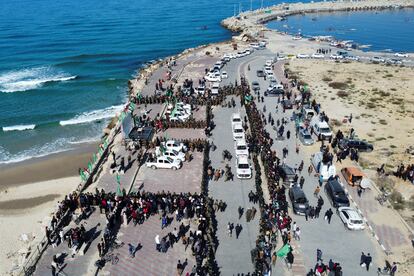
276;243;291;257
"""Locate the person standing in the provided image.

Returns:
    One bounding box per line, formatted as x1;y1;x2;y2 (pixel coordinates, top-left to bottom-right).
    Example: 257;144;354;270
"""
364;253;372;271
316;248;323;262
314;186;320;198
324;209;333;224
176;260;184;275
359;252;366;267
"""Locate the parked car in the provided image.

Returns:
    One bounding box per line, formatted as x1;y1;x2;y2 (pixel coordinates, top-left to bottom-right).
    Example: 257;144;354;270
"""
298;128;314;145
155;147;186;162
312;53;325;59
232;123;245;141
282;99;293;109
251;81;260;91
371;56;385;63
169;111;191;122
205;74;221;82
162;140;187;152
234;139;249;156
338;138;374;152
325;178;350;208
337;207;365;230
146;156;182;170
345;55;360;61
330;54;343;60
265;59;273;66
236;155;252;179
256;70;265;77
395;52;409;58
231;113;242;127
221;71;228;79
289;186;310;215
211;82;220;95
297;53;310;59
278;164;296;184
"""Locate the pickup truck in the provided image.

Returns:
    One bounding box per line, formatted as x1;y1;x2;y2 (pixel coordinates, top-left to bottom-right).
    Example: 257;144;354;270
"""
146;156;182;170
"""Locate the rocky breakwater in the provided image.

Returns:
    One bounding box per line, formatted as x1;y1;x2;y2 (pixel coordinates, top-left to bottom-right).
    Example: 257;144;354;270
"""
221;0;414;38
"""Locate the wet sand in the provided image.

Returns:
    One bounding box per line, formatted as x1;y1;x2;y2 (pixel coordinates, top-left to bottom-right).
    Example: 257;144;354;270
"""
0;142;98;191
0;194;60;212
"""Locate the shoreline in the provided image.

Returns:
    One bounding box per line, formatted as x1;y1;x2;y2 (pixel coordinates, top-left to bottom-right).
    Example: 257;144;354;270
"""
0;141;98;191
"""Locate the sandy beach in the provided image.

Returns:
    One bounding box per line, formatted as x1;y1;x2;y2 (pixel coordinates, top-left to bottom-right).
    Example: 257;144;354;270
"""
0;142;98;274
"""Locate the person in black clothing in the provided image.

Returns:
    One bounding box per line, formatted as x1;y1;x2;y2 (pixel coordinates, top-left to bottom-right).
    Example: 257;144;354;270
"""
364;253;372;271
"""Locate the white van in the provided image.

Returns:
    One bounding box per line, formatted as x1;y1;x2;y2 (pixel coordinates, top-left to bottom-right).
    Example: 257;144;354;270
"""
311;117;332;140
236;155;252;179
311;152;336;181
211;82;220;95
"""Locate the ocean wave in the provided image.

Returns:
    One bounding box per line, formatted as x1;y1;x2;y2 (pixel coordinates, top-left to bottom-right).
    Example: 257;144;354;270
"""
0;139;73;165
59;104;125;126
0;66;77;93
2;124;36;132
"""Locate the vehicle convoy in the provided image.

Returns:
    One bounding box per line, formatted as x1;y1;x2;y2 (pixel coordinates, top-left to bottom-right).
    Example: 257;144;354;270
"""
289;186;310;215
146;156;182;170
298;128;314;145
231;113;242;127
310;117;333;140
338;138;374;152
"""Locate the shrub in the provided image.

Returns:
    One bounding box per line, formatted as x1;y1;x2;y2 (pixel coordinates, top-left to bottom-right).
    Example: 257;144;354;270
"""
329;82;348;90
322;76;332;82
337;90;349;98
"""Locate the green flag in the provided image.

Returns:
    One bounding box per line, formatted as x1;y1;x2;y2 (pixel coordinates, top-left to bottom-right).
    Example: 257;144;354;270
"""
244;95;253;102
93;153;97;163
265;10;272;14
160;144;166;155
116;182;123;197
116;173;121;184
166;89;173;97
80;170;87;181
171;105;178;117
136;93;142;100
304;85;309;92
276;244;291;257
88;162;93;173
129;102;136;112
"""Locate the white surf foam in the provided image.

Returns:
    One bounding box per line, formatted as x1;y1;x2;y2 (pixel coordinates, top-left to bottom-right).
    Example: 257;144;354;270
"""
59;104;125;126
0;66;77;93
2;124;36;132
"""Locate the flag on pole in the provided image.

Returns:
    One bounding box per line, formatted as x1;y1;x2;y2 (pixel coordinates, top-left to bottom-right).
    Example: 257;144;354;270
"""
80;169;87;181
159;143;166;155
129;102;136;112
276;243;291;257
116;173;121;184
136;93;142;100
88;162;93;173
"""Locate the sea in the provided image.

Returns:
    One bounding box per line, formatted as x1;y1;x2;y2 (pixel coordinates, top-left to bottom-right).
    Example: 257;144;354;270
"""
0;0;412;164
267;8;414;52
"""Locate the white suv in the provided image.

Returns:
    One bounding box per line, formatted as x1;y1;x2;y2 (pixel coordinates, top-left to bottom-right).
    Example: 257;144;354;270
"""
236;155;252;179
234;139;249;156
338;207;365;230
231;113;242;127
232;123;245;141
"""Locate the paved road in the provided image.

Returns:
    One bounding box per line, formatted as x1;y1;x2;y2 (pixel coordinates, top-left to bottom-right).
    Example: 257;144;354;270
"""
208;101;260;275
240;54;383;275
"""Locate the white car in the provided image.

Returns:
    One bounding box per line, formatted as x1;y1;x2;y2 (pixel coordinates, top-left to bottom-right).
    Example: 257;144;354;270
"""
155;147;186;162
395;52;409;58
277;55;288;61
234;139;249;156
221;71;228;79
175;102;192;113
345;55;360;61
236;155;252;179
167;105;191;115
232;123;245;141
371;56;385;63
330;54;343;60
265;60;273;66
162;140;187;152
211;82;219;95
250;43;260;49
169;112;190;122
297;53;310;59
205;74;221;82
338;207;365;230
264;66;272;73
312;53;325;59
231;113;242;127
146;156;182;170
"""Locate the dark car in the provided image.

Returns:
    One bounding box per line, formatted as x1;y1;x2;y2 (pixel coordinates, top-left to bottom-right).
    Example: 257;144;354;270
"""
251;81;260;91
264;87;284;96
256;70;265;77
282;99;293;109
289;186;310;215
325;178;350;208
278;164;296;184
339;139;373;152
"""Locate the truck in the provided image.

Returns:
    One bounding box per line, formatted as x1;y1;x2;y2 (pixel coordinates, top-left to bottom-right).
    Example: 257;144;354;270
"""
146;156;182;170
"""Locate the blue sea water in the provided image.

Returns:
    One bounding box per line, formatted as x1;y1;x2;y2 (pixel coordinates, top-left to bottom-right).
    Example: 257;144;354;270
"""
1;0;296;164
267;8;414;52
